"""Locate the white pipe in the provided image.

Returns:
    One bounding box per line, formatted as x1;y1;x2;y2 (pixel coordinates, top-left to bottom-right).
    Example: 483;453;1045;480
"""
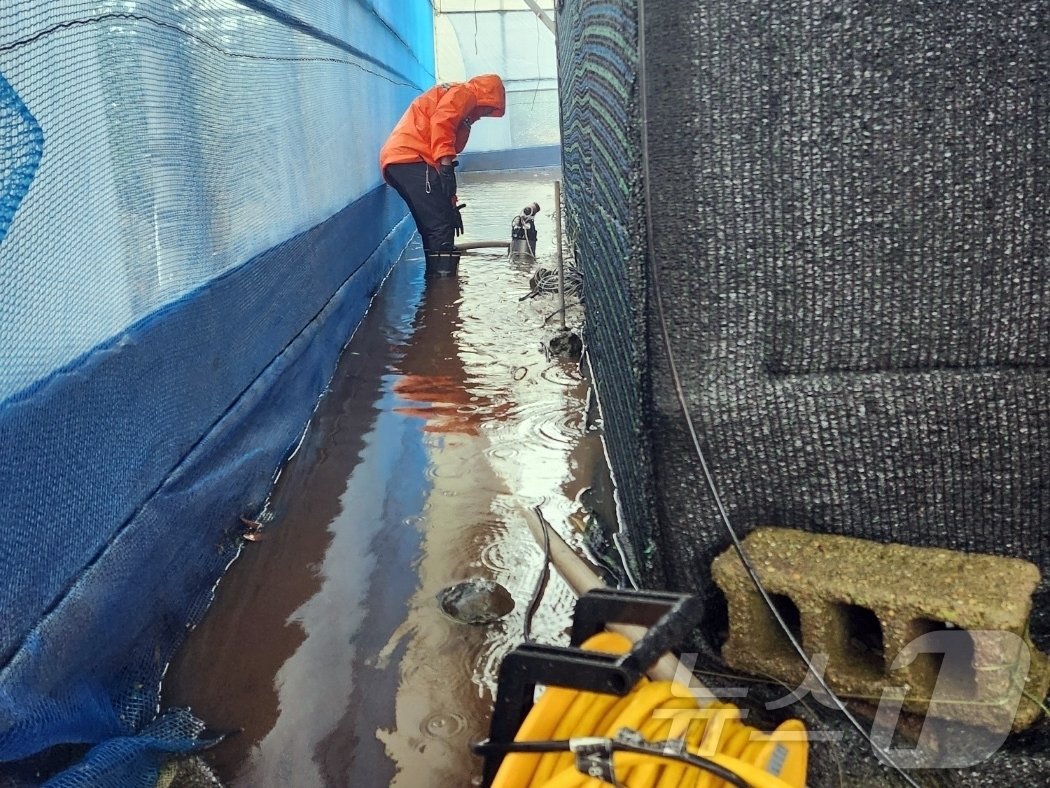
523;508;715;706
522;0;556;34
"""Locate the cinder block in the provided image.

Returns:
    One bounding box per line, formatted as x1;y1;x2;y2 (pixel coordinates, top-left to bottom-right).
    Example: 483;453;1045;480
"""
711;528;1049;731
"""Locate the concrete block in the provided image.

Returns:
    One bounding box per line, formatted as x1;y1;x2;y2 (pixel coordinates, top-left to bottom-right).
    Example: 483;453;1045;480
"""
711;528;1049;731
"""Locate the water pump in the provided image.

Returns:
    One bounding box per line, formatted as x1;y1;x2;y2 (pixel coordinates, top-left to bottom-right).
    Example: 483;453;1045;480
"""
510;202;540;258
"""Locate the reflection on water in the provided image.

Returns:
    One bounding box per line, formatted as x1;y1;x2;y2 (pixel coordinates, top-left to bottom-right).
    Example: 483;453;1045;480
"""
164;168;601;786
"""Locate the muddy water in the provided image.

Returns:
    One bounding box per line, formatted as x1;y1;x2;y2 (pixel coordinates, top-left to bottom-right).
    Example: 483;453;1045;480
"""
163;169;609;787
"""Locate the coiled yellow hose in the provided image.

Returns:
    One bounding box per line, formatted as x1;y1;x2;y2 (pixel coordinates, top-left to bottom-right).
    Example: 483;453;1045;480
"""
492;633;808;788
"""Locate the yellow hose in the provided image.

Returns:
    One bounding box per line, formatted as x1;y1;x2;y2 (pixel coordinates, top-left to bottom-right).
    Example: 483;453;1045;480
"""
492;634;808;788
492;632;635;788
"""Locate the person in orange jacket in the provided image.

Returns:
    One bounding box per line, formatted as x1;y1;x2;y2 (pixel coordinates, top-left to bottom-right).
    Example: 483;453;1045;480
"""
379;74;506;261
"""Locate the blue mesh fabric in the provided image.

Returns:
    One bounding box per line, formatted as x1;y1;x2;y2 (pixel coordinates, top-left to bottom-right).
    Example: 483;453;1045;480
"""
0;73;41;244
39;710;221;788
0;0;431;781
249;0;436;85
0;1;430;399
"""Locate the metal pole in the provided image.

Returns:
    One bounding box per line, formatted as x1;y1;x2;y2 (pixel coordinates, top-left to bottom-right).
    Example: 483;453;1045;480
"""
521;0;556;34
554;180;566;330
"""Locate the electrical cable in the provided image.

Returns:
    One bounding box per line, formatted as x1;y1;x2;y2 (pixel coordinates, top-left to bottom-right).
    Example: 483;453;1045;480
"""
480;738;750;788
490;633;808;788
523;505;553;642
353;0;436;80
0;13;420;89
232;0;423;84
632;2;922;786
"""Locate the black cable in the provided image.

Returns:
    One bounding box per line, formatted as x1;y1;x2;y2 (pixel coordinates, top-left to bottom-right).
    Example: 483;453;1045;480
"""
0;13;419;89
475;739;570;754
231;0;422;85
611;740;750;788
523;505;553;642
336;0;437;80
474;737;750;787
633;2;922;787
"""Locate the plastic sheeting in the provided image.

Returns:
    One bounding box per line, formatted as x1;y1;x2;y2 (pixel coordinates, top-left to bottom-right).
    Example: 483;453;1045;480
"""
436;5;559;157
0;0;430;782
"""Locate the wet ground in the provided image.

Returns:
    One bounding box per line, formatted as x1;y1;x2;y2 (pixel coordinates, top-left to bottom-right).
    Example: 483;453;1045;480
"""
163;169;614;787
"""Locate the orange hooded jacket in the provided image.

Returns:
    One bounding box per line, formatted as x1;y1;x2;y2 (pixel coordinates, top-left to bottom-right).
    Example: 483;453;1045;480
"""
379;74;506;176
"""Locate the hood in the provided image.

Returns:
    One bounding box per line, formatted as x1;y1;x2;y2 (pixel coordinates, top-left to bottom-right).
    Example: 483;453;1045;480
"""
466;74;506;118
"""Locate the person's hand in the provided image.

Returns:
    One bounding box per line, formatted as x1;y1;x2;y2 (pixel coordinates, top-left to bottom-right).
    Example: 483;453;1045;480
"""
438;160;458;198
452;202;465;236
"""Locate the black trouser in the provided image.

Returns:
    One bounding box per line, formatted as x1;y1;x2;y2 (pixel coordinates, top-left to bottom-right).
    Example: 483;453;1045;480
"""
385;161;455;254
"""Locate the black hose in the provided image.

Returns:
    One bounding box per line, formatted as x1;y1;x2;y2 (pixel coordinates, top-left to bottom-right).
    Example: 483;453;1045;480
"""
455;241;511;251
523;506;552;642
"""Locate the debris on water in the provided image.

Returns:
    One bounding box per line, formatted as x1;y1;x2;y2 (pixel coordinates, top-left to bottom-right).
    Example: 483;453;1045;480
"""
549;330;583;361
437;578;515;625
528;265;584;298
529;266;554;293
580;512;627;587
156;756;224;788
238;515;266;542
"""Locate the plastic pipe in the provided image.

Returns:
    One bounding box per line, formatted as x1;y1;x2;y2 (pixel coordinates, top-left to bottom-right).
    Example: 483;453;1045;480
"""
523;508;715;706
455;241;511;252
521;0;556;34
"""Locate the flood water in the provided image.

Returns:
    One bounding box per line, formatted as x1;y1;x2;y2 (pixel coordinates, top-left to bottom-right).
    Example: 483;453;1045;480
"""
163;169;611;787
